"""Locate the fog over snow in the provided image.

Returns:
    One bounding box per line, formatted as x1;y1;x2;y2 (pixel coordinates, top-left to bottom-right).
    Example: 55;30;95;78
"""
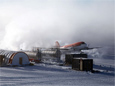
0;1;114;86
0;0;114;56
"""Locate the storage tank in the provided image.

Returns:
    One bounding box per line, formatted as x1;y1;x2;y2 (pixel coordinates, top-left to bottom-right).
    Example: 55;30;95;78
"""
0;50;30;66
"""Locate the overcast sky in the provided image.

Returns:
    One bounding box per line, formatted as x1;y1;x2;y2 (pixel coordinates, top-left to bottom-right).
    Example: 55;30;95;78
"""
0;0;114;52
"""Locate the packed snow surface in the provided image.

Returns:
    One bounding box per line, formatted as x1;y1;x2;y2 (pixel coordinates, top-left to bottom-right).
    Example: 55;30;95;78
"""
0;59;115;86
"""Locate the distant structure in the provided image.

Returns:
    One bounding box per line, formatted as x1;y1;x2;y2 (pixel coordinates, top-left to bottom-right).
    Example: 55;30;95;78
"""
25;50;41;62
0;50;30;66
41;48;61;59
30;47;61;62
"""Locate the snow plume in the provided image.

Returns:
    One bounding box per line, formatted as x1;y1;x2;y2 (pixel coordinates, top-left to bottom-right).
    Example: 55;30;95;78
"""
0;0;114;55
82;47;114;59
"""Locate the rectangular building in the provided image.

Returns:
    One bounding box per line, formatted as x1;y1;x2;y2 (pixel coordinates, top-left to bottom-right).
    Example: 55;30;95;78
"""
72;58;93;71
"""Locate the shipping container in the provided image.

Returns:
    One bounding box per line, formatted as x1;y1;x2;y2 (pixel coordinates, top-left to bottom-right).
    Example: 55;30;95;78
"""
65;54;87;64
72;58;93;71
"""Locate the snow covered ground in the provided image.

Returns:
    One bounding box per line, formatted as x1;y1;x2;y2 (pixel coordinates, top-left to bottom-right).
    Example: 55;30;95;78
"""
0;57;115;86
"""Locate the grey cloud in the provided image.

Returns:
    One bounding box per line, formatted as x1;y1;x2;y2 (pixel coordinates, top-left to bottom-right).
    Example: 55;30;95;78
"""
0;0;114;56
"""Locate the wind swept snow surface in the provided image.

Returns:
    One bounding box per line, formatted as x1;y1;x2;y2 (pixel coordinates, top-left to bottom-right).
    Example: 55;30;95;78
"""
0;62;114;86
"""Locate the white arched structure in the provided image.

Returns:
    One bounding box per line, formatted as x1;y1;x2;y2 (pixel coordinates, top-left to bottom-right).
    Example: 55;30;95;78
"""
0;50;30;66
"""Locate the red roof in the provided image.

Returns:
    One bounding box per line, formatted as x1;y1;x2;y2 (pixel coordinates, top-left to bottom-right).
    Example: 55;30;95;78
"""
63;42;85;48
